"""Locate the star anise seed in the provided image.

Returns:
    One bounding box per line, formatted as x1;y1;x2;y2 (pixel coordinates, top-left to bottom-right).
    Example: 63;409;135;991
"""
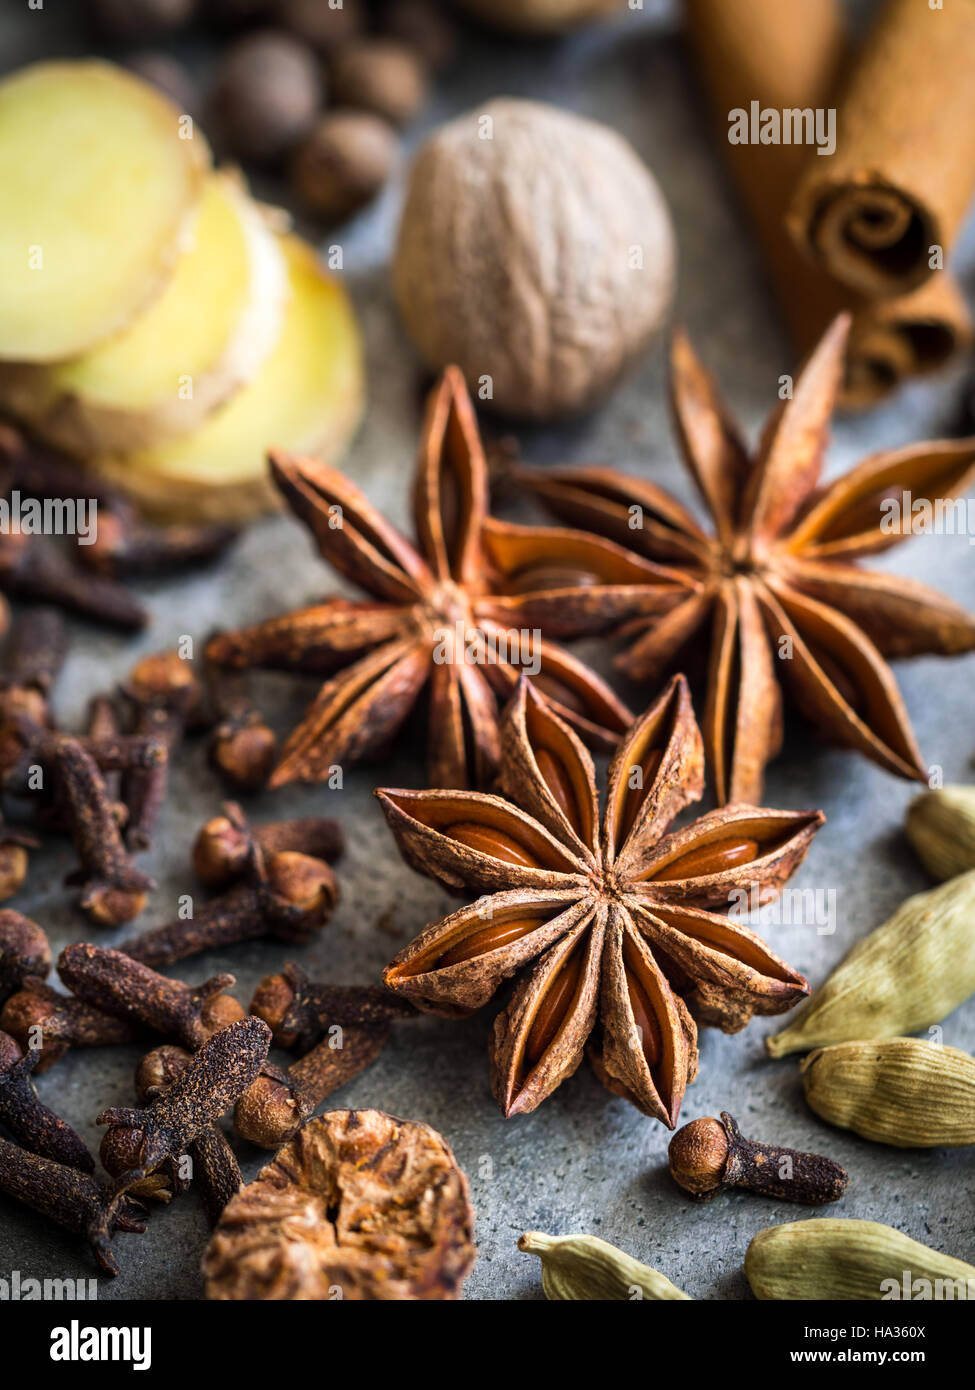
509;315;975;803
207;367;693;789
378;675;822;1126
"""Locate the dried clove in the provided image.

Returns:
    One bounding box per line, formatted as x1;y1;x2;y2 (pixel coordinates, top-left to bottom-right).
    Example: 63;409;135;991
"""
119;812;339;967
0;1135;146;1275
251;962;417;1052
0;910;50;1003
121;650;204;850
0;977;138;1072
54;737;156;925
98;1016;270;1190
0;612;68;856
0;606;68;726
668;1111;849;1205
0;529;146;631
205;663;277;792
192;802;344;889
0;1029;93;1172
233;1022;391;1149
58;943;245;1051
85;693;126;828
79;514;239;579
134;1044;242;1223
0;822;36;902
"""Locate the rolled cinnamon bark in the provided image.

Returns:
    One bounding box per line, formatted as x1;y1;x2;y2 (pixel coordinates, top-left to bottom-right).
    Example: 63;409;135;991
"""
683;0;971;408
786;0;975;297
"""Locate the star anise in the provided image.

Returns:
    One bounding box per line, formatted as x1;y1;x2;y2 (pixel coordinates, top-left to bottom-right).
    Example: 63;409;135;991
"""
378;675;822;1126
504;316;975;803
206;368;692;790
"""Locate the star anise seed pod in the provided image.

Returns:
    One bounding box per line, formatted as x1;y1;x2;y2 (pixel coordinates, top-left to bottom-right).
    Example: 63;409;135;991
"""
510;315;975;803
378;675;822;1126
207;367;693;789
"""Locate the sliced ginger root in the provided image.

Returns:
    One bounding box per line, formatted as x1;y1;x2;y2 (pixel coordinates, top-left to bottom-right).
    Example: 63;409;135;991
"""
0;61;210;363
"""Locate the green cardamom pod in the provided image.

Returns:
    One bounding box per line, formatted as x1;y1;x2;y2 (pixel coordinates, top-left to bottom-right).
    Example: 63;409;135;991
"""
801;1038;975;1147
906;785;975;881
746;1218;975;1301
518;1231;690;1300
767;870;975;1057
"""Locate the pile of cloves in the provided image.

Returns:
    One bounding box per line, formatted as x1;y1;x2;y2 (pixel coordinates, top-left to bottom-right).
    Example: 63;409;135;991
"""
0;794;416;1276
0;601;293;923
0;425;424;1282
0;422;239;635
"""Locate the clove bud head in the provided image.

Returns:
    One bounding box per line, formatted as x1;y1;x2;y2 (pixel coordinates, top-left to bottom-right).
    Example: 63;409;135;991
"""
667;1115;730;1198
0;911;50;1000
249;973;296;1044
200;991;247;1036
669;1111;848;1206
210;720;277;792
232;1070;300;1149
265;851;338;933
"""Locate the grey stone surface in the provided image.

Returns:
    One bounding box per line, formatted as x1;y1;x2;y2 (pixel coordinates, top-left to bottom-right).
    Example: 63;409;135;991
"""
1;0;973;1301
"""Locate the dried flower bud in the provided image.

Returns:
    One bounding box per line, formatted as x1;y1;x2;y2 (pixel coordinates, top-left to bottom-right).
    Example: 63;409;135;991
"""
0;911;50;1003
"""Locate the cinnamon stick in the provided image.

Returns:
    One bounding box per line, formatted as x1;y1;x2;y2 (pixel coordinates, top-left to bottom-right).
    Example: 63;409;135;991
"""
683;0;971;408
786;0;975;298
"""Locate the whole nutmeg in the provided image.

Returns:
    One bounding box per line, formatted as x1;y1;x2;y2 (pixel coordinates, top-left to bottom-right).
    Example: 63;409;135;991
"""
210;30;323;163
329;39;427;128
393;98;676;420
291;111;398;222
126;52;200;116
90;0;196;39
452;0;622;33
278;0;364;50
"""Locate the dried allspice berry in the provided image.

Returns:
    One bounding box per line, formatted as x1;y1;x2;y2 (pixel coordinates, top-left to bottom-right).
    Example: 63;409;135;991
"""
203;1109;476;1300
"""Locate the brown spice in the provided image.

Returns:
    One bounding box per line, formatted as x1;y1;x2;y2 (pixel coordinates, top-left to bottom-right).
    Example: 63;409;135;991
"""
0;529;146;631
192;803;344;889
121;649;203;850
206;368;683;789
0;910;50;1003
98;1017;269;1193
514;317;975;802
668;1111;848;1204
0;977;138;1072
80;513;237;579
379;675;822;1126
290;111;398;224
251;962;418;1051
233;1024;390;1149
136;1045;242;1225
52;737;156;925
58;944;245;1051
0;1030;93;1172
205;663;277;791
329;40;427;127
210;30;322;163
118;847;338;968
203;1109;475;1300
0;1136;145;1276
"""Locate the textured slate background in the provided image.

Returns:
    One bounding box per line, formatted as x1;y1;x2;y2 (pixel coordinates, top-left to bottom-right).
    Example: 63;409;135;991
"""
1;0;973;1301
